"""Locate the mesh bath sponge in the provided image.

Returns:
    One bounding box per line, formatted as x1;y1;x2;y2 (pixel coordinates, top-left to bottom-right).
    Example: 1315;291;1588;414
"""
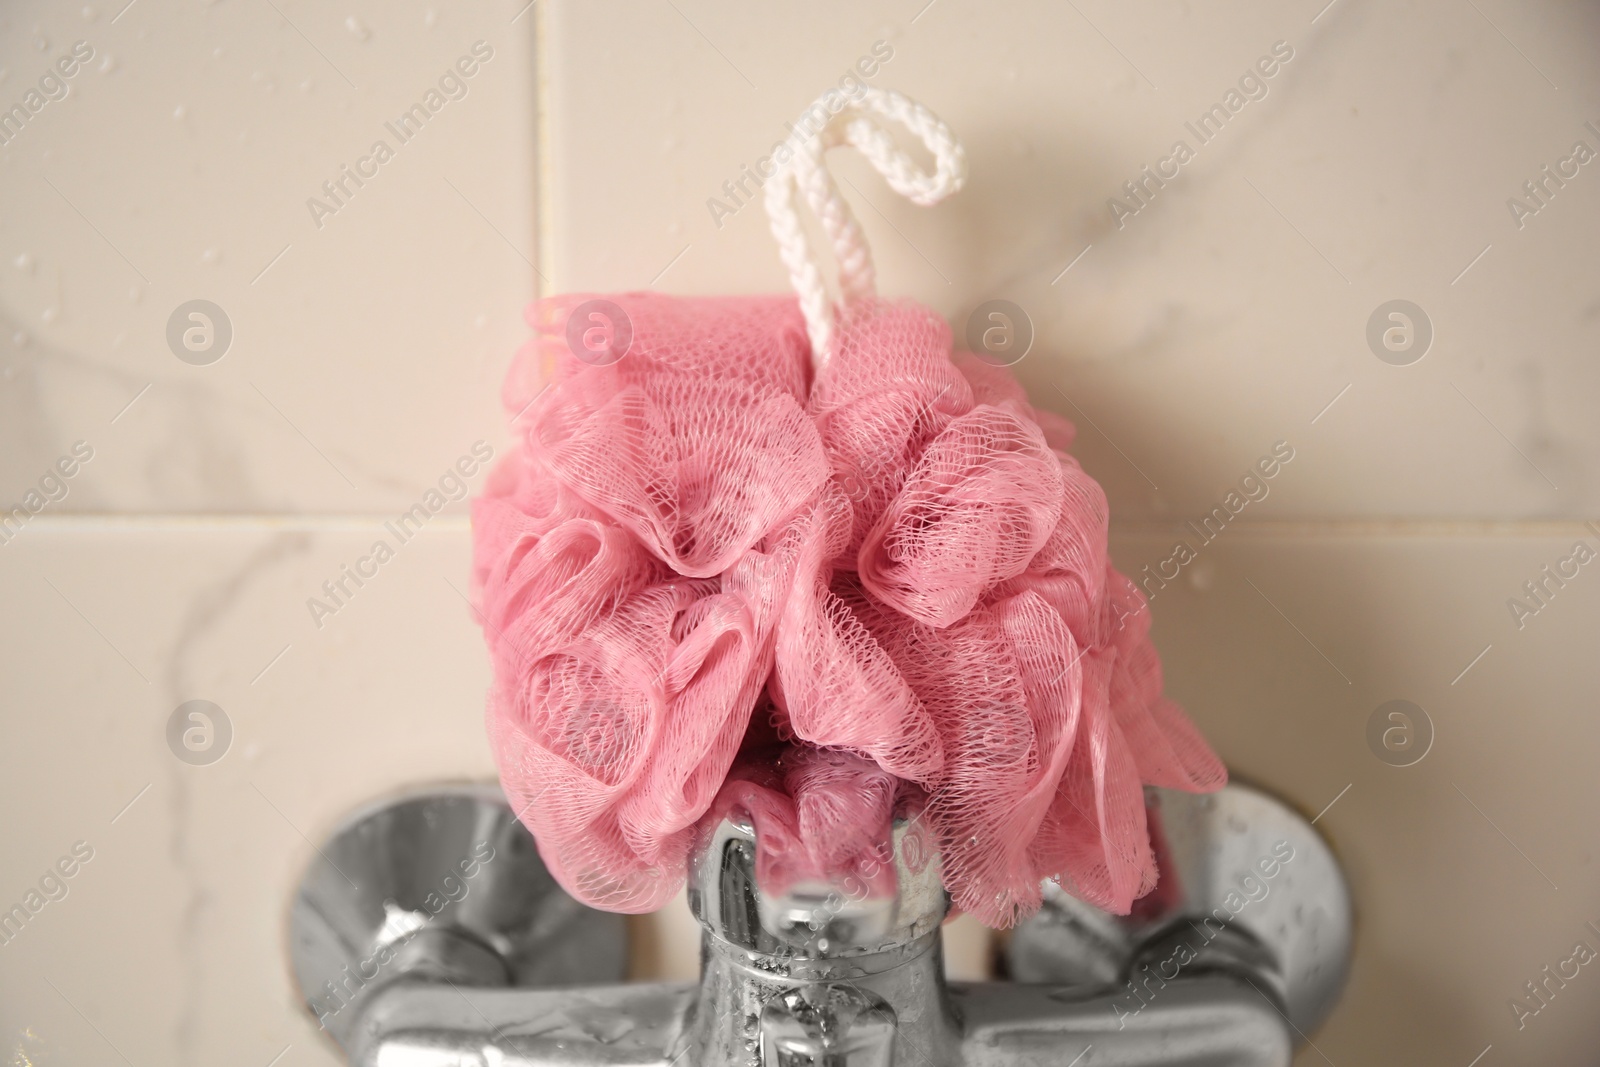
472;88;1224;926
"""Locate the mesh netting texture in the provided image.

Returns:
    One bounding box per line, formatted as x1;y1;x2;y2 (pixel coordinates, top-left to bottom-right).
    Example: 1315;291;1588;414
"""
471;291;1226;927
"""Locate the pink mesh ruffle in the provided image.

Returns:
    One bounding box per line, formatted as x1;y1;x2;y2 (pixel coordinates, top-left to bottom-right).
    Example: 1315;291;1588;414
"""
472;291;1225;925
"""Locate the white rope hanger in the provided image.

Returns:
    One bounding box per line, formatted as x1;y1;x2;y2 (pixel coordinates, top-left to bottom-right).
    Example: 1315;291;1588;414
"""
763;87;967;370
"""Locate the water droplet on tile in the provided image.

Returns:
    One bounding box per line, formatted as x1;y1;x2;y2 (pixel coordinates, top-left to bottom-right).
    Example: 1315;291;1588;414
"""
34;34;50;52
41;307;58;324
173;104;187;120
12;330;30;347
82;5;99;20
423;7;437;27
128;285;142;303
99;53;117;73
345;15;371;41
299;77;316;93
14;252;33;273
473;313;487;329
201;247;223;266
1188;559;1215;591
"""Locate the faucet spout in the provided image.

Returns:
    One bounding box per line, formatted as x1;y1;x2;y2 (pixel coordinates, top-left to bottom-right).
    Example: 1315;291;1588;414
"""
759;985;898;1067
687;810;957;1066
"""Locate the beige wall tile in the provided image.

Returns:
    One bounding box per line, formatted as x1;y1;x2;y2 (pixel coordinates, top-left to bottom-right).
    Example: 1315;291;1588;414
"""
1110;526;1600;1064
0;0;535;514
543;0;1600;519
0;525;494;1066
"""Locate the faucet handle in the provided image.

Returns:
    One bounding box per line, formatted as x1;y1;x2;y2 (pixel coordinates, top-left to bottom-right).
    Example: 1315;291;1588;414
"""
1009;781;1353;1041
287;782;628;1051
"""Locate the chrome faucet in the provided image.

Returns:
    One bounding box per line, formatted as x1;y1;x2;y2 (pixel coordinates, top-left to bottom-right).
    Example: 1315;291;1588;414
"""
290;780;1350;1066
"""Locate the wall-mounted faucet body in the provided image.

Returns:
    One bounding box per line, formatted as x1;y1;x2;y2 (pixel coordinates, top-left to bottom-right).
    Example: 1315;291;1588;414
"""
290;781;1349;1067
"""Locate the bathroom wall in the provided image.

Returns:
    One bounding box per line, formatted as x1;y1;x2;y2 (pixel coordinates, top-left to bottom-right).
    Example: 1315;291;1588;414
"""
0;2;534;1064
3;1;1598;1065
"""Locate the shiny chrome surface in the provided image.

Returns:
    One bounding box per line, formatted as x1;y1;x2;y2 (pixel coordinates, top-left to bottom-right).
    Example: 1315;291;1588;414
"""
289;782;628;1046
1008;781;1354;1037
290;780;1351;1067
688;811;946;956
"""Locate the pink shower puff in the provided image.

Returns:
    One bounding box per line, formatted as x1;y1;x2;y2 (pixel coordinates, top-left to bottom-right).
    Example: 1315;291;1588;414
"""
472;290;1226;925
